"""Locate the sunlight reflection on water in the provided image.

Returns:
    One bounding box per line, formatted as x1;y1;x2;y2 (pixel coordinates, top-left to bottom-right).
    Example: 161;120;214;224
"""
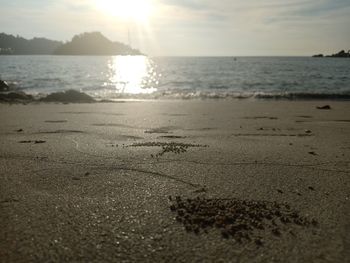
2;56;349;100
105;56;159;94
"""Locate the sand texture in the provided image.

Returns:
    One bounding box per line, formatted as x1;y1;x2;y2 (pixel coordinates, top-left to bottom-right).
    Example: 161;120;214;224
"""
0;100;349;262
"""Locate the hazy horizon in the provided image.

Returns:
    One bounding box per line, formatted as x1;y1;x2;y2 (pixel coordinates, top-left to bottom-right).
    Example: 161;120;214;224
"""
0;0;349;56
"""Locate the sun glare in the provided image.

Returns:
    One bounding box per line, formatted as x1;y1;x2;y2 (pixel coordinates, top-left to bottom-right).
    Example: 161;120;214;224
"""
94;0;153;23
106;56;158;94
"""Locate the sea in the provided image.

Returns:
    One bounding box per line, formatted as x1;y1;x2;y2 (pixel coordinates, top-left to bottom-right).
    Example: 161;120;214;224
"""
1;55;350;100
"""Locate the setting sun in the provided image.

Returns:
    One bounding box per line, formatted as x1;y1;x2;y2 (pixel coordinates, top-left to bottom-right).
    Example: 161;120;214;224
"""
94;0;153;23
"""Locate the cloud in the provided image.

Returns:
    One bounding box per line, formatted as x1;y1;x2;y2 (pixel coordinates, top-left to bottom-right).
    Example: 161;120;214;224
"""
158;0;350;24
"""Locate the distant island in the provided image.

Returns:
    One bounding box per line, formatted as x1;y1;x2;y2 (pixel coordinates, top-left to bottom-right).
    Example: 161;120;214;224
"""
0;33;62;55
312;50;350;58
0;32;142;55
54;32;141;55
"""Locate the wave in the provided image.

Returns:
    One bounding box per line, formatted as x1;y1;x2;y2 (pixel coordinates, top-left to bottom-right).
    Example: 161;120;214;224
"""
91;91;350;101
2;89;350;103
209;85;230;90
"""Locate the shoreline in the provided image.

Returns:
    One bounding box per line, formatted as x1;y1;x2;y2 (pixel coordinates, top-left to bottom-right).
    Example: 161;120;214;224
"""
1;89;350;103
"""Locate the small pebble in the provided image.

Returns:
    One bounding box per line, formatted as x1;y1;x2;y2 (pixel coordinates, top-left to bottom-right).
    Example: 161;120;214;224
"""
272;228;281;236
221;230;230;239
255;238;263;246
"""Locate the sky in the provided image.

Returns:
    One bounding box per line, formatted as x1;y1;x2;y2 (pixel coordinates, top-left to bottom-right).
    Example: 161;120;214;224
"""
0;0;349;56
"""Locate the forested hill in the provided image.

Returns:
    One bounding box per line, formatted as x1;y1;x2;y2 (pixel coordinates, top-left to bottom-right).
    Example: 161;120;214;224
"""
54;32;141;55
0;33;62;54
0;32;142;55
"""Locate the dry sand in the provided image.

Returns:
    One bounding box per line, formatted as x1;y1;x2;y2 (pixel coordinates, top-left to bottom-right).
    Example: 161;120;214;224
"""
0;100;349;262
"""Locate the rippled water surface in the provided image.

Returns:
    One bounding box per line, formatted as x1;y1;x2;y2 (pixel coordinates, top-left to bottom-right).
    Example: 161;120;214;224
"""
1;56;349;99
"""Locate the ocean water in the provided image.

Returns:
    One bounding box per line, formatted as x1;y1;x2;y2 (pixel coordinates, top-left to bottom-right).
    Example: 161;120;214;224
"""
0;55;350;100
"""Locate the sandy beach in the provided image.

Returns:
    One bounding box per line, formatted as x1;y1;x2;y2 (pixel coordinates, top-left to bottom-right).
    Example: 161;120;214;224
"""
0;100;349;262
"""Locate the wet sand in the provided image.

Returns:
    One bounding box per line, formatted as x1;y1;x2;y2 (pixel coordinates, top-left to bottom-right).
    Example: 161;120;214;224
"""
0;100;349;262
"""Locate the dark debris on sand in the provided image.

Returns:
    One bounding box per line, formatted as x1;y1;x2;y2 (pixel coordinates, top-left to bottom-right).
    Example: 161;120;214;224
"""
316;105;331;110
169;196;318;245
144;127;176;134
128;142;208;157
18;140;46;144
